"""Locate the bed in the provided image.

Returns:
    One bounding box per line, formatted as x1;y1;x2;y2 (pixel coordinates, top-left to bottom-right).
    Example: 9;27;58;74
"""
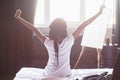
13;67;113;80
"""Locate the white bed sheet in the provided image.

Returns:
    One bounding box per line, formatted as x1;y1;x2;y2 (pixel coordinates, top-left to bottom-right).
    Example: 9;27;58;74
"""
13;67;113;80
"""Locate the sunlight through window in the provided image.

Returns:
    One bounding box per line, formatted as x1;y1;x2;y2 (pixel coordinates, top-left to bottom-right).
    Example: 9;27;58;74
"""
34;0;115;28
34;0;44;27
85;0;115;27
50;0;80;22
34;0;80;27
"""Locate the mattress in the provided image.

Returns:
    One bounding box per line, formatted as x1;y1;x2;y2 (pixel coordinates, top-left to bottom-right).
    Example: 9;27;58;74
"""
13;67;113;80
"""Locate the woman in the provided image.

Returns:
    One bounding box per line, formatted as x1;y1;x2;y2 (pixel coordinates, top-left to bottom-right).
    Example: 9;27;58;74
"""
15;5;104;77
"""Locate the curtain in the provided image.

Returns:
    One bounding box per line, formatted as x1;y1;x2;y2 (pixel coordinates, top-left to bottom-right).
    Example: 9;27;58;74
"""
0;0;36;75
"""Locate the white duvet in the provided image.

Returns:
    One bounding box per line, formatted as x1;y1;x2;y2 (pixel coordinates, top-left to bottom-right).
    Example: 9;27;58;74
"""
13;67;113;80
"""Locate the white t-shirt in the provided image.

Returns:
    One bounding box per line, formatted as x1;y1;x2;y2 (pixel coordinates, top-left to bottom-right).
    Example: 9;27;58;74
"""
44;34;74;77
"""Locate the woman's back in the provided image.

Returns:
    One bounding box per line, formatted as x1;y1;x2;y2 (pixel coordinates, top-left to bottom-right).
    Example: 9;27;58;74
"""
44;34;74;77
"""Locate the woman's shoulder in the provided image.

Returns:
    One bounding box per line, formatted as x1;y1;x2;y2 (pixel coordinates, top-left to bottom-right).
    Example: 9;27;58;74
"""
65;34;74;40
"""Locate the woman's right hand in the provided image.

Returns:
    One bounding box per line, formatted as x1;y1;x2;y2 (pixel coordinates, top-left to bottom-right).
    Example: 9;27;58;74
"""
15;9;22;19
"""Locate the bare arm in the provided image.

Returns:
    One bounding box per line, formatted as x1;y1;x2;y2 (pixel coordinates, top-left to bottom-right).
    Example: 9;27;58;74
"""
73;5;105;39
15;9;46;43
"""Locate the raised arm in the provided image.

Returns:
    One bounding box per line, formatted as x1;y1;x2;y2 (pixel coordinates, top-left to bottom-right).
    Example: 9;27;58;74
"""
15;9;46;43
73;5;105;39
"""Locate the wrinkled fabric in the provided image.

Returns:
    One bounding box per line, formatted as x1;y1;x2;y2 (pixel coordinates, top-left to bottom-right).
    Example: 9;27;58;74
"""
82;72;110;80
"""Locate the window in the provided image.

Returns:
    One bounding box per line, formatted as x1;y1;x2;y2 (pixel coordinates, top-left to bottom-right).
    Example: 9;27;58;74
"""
34;0;82;27
34;0;115;28
34;0;45;26
85;0;115;28
50;0;80;23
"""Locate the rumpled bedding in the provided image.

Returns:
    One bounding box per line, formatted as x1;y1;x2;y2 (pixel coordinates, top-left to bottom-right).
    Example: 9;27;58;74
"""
13;67;113;80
